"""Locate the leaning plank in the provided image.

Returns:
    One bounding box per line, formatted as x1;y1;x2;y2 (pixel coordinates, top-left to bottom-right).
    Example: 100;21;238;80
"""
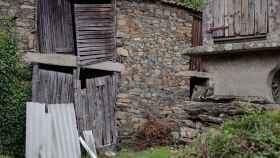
24;53;124;72
25;102;46;158
83;130;98;155
80;137;98;158
48;104;81;158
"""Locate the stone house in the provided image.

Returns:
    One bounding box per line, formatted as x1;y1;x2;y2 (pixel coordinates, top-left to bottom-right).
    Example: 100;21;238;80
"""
184;0;280;104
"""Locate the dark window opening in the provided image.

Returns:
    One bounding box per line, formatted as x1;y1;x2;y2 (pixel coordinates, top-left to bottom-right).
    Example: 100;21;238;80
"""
190;77;209;97
79;69;113;89
38;64;74;74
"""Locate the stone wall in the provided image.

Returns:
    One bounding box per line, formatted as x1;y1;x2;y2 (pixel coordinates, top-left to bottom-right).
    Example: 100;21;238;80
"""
115;0;194;142
0;0;37;57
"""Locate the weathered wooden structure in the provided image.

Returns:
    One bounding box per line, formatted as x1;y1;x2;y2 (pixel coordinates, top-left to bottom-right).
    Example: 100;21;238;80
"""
184;0;280;103
26;0;123;147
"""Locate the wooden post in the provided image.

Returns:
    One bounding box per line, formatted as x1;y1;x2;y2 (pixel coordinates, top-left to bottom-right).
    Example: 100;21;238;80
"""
32;64;39;101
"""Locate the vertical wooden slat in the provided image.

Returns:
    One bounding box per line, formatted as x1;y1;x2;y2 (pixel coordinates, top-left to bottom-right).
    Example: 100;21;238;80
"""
225;0;235;37
248;0;255;35
213;0;225;37
191;16;203;71
32;64;39;101
241;0;249;35
234;0;242;35
255;0;268;34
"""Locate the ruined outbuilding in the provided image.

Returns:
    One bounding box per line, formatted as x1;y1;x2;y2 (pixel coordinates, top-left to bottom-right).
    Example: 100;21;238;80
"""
184;0;280;103
24;0;123;147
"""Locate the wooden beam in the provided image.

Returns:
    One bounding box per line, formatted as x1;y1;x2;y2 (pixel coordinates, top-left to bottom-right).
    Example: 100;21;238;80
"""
24;53;125;72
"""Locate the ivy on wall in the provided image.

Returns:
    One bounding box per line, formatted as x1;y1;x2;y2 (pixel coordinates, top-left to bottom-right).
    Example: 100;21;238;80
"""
0;18;31;157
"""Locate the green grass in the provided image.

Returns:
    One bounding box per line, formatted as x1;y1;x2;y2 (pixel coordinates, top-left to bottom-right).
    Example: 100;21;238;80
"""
114;147;184;158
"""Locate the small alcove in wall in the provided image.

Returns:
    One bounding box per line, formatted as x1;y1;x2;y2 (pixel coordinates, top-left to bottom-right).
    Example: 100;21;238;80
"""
272;69;280;103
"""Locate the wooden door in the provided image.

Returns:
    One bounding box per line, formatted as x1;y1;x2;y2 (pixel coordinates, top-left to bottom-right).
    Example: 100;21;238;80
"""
32;68;74;104
74;73;119;147
74;3;116;65
38;0;75;54
211;0;268;39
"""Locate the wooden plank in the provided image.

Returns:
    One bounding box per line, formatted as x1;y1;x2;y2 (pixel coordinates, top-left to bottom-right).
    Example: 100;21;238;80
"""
248;0;255;35
213;0;225;37
25;53;124;72
75;8;113;12
76;15;113;20
78;34;114;40
79;50;113;56
77;27;114;31
77;43;115;48
79;137;98;158
78;46;114;52
79;54;113;61
225;0;235;37
79;57;113;66
255;0;268;34
234;0;242;35
32;64;39;102
25;53;76;67
77;38;115;43
77;30;114;36
83;130;97;155
241;0;249;35
75;4;113;8
75;12;114;16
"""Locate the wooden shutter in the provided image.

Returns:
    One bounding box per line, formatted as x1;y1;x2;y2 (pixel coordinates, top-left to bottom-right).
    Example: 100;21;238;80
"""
74;4;116;66
190;16;203;71
38;0;74;54
211;0;268;39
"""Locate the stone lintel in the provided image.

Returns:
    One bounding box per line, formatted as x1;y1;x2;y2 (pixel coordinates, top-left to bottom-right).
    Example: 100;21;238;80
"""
182;40;280;56
24;52;125;72
176;71;212;79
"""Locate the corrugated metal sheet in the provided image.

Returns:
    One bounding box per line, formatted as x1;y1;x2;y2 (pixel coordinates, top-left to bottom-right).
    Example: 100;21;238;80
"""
48;104;81;158
26;102;46;158
26;102;81;158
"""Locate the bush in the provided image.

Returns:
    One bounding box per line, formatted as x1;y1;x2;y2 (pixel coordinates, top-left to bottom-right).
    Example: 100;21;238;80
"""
180;0;203;11
185;111;280;158
133;114;173;150
0;21;31;157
